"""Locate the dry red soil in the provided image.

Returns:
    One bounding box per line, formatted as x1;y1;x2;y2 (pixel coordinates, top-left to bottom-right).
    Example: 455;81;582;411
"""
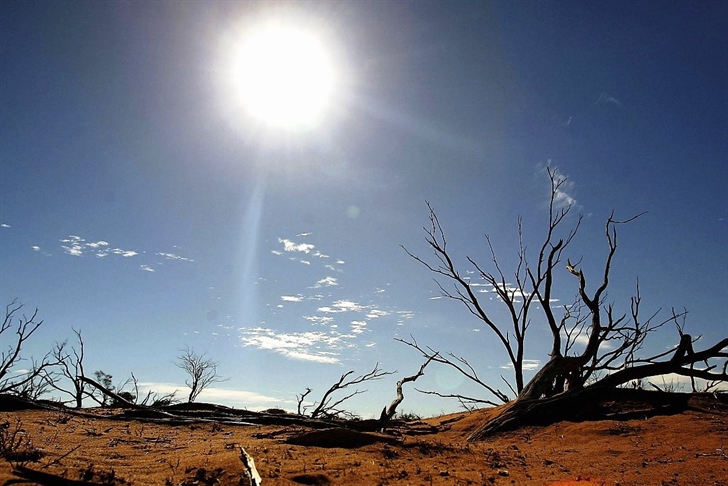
1;398;726;485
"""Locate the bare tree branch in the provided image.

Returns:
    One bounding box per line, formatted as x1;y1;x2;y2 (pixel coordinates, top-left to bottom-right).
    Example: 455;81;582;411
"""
47;328;87;407
175;347;228;403
0;301;59;398
414;388;500;409
296;387;312;416
401;167;725;425
379;355;436;430
395;335;511;404
309;363;393;419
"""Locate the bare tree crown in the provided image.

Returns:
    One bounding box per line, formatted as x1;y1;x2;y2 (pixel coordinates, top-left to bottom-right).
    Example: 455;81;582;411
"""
402;168;727;411
175;347;228;403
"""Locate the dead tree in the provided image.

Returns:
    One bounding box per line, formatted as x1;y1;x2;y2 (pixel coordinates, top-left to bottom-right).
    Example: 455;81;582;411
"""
404;168;727;436
402;169;582;401
78;375;143;409
0;301;60;397
395;336;510;408
296;387;312;415
379;355;436;430
48;328;87;408
90;370;116;406
175;347;227;403
117;372;177;407
309;363;393;419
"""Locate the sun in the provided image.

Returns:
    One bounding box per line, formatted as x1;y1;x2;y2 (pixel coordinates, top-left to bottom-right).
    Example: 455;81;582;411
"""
229;22;336;130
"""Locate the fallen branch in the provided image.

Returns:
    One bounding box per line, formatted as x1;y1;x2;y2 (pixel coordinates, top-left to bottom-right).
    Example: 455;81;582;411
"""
78;376;144;409
239;447;262;486
310;363;394;419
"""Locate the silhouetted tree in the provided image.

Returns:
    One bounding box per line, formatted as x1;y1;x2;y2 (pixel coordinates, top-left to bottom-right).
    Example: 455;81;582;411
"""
49;329;88;408
175;347;227;403
115;372;177;407
403;168;727;437
0;300;60;397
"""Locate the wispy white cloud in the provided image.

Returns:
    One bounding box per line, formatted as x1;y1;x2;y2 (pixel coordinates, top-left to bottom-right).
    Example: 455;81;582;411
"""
523;360;541;371
135;382;287;409
86;241;109;249
350;320;367;334
281;295;304;302
279;238;315;254
554;187;576;208
110;248;138;258
263;233;414;359
239;327;341;364
303;315;334;325
556;329;617;352
0;223;10;228
594;92;622;107
157;252;194;262
396;310;415;325
60;236;85;256
318;299;366;314
366;309;389;319
31;245;52;257
60;235;138;258
53;234;195;272
313;276;338;288
540;164;577;209
500;359;541;371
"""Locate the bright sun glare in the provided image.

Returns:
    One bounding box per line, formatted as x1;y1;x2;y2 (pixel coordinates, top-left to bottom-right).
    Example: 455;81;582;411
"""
230;23;335;130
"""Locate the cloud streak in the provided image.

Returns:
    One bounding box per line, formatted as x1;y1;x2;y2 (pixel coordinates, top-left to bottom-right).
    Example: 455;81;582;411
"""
239;327;342;364
279;238;315;254
313;276;338;288
136;382;287;409
594;92;622;107
250;232;415;364
49;234;194;272
157;252;194;262
60;236;138;258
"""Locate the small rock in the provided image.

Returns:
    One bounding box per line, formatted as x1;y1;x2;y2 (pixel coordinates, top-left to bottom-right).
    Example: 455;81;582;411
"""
498;469;510;477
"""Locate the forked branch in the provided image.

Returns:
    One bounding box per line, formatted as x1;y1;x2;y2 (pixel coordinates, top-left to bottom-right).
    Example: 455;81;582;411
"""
380;354;436;430
310;363;394;419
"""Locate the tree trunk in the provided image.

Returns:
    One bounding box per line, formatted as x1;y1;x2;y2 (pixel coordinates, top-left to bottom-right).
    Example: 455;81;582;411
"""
79;376;143;409
468;387;699;441
518;356;583;401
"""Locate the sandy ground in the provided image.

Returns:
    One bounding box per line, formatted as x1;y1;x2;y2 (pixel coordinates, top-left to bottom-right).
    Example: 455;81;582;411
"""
1;401;726;485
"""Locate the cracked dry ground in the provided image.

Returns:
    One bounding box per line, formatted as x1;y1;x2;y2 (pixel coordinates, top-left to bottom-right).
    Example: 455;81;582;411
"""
1;402;726;486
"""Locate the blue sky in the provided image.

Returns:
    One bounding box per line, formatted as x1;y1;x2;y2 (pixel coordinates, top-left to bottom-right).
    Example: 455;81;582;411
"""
1;1;726;416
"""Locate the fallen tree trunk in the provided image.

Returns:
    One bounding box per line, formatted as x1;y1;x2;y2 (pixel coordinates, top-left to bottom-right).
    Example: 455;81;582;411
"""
79;375;145;409
467;388;722;441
